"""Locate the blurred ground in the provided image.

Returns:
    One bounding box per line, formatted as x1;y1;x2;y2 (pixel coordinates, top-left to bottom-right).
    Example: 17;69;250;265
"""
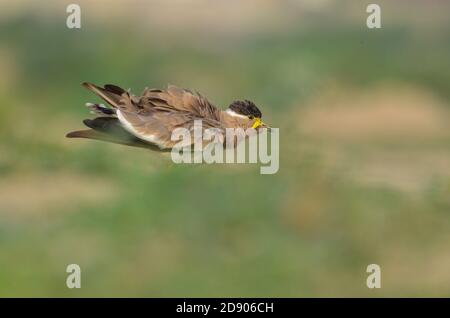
0;0;449;296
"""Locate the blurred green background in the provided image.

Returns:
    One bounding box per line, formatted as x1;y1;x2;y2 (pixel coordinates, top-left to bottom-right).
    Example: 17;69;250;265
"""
0;0;449;297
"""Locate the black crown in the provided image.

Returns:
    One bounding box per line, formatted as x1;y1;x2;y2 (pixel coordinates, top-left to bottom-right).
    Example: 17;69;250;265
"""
229;100;262;118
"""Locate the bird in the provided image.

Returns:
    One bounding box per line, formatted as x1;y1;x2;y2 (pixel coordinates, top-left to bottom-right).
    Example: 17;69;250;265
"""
66;82;269;150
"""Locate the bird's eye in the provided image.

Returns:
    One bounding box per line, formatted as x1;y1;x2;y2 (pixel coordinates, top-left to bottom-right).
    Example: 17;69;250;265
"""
249;116;254;120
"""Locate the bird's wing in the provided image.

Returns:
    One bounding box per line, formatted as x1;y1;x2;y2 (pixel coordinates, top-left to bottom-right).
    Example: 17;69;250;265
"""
117;110;225;149
140;85;223;123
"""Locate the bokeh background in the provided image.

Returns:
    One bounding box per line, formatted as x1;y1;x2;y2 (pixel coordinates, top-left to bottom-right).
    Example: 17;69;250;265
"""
0;0;449;297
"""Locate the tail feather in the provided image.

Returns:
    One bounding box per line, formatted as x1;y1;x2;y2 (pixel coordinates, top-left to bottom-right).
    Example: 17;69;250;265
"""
86;103;116;116
82;117;135;140
66;129;148;149
82;82;126;108
66;117;166;151
66;129;167;150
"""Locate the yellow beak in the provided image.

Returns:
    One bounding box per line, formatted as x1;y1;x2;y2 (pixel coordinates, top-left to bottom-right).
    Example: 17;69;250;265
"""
252;118;263;129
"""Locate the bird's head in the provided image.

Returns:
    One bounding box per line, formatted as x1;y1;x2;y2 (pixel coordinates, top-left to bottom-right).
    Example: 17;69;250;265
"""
226;100;269;130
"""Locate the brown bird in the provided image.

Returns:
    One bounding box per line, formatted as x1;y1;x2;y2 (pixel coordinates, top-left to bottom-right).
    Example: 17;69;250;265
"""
66;83;269;150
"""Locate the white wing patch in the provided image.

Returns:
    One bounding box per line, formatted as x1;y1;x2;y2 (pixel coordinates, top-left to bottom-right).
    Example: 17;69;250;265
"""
116;110;166;148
